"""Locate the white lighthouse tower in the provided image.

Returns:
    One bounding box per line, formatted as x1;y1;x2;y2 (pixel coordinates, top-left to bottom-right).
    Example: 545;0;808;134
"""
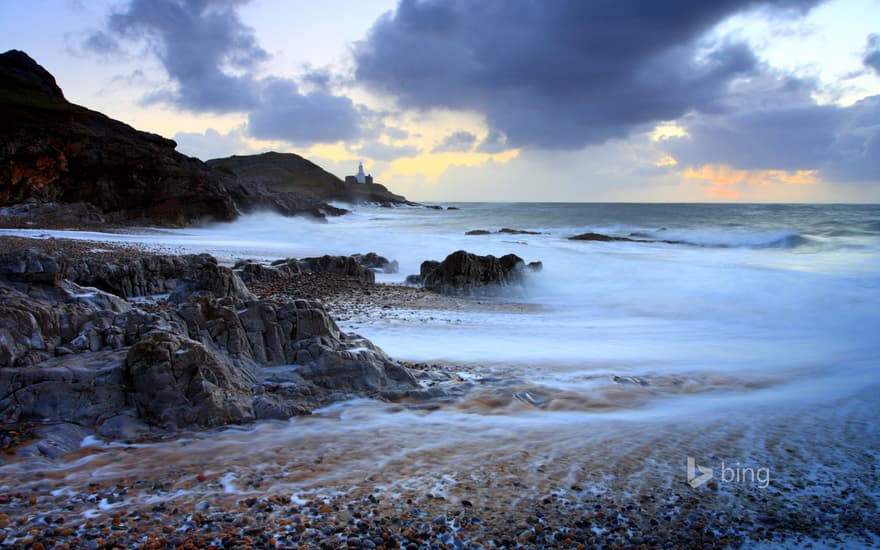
356;161;366;184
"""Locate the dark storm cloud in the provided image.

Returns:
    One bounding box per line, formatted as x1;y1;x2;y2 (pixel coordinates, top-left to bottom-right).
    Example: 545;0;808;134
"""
865;34;880;75
88;0;267;112
354;0;821;150
432;130;477;152
247;79;361;145
668;77;880;183
86;0;367;146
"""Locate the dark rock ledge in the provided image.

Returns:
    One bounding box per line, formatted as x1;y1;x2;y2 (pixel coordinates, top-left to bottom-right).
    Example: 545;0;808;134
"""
0;246;417;451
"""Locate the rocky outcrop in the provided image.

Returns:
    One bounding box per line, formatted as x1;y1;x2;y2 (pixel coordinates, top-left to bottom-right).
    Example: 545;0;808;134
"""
407;250;540;293
234;253;396;285
352;252;399;274
0;247;418;441
1;50;239;226
126;331;257;429
568;232;639;242
208;152;415;207
0;50;409;227
466;228;542;236
67;252;252;301
568;231;686;245
405;260;441;285
297;255;376;283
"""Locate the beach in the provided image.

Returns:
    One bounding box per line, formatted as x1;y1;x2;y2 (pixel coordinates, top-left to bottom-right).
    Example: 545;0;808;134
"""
1;202;879;548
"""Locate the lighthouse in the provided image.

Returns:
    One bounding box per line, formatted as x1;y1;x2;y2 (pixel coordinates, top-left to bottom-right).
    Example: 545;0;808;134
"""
345;162;373;185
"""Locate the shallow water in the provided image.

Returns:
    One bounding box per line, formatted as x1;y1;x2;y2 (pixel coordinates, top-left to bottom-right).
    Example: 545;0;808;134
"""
2;203;879;542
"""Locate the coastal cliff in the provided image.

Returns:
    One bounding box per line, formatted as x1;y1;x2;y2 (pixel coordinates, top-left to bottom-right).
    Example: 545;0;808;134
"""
208;152;414;207
0;50;243;226
0;50;410;227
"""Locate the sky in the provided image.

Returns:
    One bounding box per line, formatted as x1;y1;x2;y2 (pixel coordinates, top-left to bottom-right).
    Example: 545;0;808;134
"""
1;0;878;202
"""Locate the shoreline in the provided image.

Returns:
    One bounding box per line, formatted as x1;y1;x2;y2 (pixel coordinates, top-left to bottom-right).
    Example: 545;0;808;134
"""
1;234;878;548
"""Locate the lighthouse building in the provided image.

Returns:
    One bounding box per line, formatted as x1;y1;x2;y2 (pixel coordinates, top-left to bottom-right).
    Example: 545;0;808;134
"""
345;162;373;185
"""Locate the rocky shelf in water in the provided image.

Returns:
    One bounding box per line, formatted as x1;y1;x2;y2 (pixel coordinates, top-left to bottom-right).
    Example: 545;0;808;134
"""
465;228;543;236
0;239;423;452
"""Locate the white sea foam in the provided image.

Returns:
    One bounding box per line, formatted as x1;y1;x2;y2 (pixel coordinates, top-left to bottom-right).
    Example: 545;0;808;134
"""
1;204;878;517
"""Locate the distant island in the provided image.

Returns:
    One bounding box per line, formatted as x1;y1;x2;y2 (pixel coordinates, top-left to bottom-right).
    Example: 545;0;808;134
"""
0;49;414;229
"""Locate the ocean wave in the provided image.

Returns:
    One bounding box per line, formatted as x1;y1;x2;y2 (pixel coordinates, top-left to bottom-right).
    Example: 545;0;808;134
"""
564;227;816;250
750;232;814;250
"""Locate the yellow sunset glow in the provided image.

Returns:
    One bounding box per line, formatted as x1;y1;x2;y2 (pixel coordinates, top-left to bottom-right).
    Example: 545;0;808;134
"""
650;123;689;141
386;149;520;182
684;164;819;187
304;142;357;163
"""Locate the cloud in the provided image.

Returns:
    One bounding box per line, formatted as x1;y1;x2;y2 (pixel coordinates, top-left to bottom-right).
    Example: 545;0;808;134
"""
86;0;267;112
865;34;880;75
382;126;410;141
354;0;821;150
432;130;477;152
86;0;367;146
84;31;122;55
354;141;420;161
247;79;361;145
476;129;510;153
667;75;880;183
300;66;333;91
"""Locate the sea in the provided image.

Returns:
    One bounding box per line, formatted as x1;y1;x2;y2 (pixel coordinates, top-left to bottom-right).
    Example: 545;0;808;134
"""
2;202;879;543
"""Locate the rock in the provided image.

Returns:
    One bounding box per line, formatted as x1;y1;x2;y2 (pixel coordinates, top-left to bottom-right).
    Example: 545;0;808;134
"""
0;350;129;426
168;254;254;303
16;423;93;459
0;201;106;224
0;284;83;367
498;228;541;235
568;232;638;242
527;261;544;272
0;280;173;368
406;260;441;284
125;330;257;429
0;49;64;98
0;243;420;437
234;260;294;284
70;252;253;302
295;336;417;392
67;254;182;297
58;280;132;314
239;253;389;283
0;248;65;285
413;250;530;293
297;255;376;284
3;248;257;301
352;252;399;274
466;228;541;236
